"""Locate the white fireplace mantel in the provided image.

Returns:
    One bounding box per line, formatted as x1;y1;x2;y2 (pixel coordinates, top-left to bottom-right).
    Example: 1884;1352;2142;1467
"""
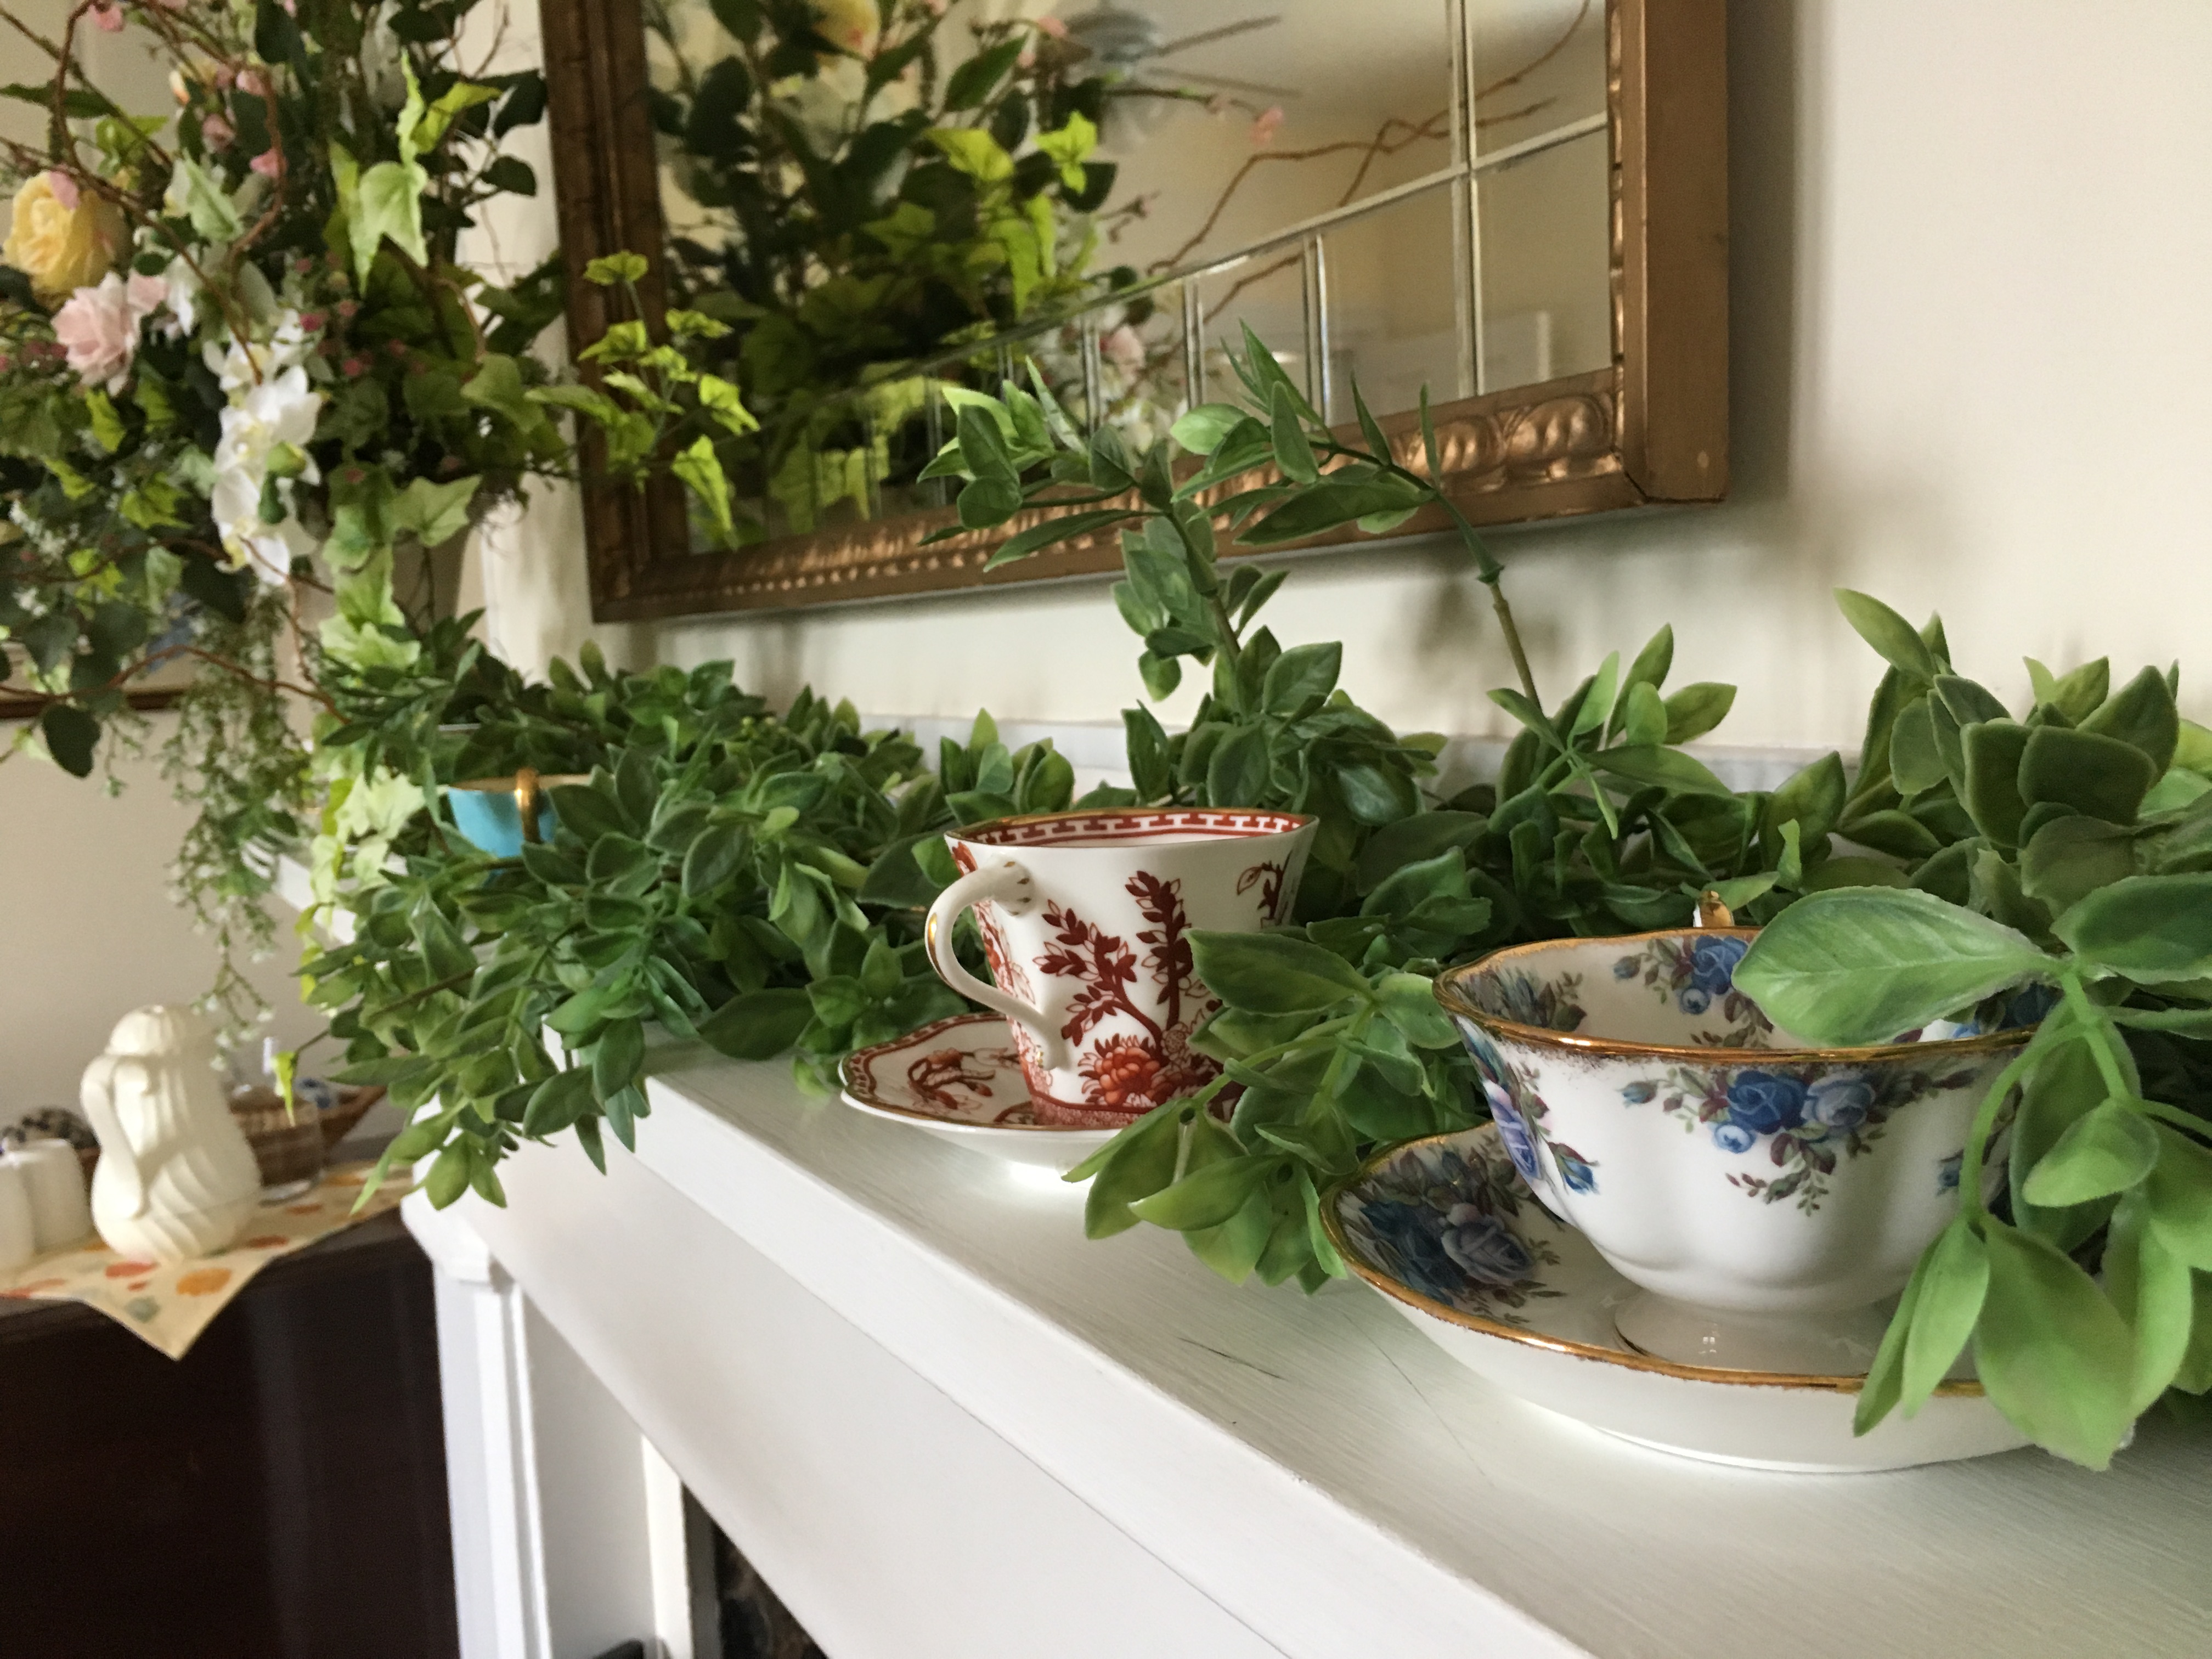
403;1040;2212;1659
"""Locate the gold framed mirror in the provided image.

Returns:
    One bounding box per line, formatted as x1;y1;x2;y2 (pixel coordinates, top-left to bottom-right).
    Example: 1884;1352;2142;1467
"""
541;0;1725;621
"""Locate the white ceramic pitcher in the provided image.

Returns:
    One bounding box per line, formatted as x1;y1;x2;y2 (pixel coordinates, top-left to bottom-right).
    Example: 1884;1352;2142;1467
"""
80;1007;261;1263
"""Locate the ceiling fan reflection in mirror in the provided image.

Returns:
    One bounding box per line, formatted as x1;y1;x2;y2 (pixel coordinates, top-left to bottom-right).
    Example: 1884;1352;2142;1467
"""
1060;1;1300;145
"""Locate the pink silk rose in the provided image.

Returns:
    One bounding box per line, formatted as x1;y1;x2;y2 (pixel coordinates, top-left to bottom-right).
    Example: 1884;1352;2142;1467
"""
52;272;169;392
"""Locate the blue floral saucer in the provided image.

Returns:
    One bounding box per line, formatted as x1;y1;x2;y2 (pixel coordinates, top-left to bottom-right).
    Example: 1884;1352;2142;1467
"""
1325;1125;2032;1472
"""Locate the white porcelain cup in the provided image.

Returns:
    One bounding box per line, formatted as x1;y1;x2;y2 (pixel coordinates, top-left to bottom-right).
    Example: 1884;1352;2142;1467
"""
0;1161;37;1272
925;807;1316;1127
7;1141;92;1251
1435;927;2032;1374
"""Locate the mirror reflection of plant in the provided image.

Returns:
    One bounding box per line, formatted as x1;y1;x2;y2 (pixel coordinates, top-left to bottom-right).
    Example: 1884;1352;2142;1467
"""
1734;593;2212;1468
638;0;1131;534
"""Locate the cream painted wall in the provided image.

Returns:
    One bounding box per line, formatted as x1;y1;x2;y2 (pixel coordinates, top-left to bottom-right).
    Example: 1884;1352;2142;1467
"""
1;732;323;1114
484;0;2212;752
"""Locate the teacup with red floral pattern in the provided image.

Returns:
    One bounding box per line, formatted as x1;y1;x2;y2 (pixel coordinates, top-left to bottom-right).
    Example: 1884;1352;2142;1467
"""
924;808;1316;1128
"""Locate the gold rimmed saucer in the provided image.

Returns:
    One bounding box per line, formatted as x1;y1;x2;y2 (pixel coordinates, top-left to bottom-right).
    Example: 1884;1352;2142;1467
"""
1322;1125;2032;1472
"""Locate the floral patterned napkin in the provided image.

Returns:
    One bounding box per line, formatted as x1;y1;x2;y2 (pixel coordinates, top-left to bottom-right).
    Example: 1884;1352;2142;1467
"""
0;1162;410;1359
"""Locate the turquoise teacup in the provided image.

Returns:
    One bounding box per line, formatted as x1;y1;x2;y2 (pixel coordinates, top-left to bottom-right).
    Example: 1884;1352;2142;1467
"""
444;771;587;858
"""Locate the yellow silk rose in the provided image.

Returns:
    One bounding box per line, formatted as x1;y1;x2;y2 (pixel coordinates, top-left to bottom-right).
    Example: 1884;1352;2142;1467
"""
4;174;127;306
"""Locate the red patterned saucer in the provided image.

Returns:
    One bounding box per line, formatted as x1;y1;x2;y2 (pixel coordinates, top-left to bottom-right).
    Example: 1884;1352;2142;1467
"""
838;1014;1120;1172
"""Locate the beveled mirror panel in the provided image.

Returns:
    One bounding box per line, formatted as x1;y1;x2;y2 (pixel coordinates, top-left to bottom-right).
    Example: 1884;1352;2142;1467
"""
540;0;1725;620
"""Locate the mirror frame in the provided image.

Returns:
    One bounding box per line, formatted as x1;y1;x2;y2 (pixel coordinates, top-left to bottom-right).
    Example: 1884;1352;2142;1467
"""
541;0;1726;622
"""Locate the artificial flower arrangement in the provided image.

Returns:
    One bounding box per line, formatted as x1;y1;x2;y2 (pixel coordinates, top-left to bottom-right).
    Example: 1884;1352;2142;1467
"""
0;0;749;1011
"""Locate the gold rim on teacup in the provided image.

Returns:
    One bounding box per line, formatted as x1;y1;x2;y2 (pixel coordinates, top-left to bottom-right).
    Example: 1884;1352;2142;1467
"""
949;804;1317;845
1433;928;2035;1065
1321;1126;1987;1396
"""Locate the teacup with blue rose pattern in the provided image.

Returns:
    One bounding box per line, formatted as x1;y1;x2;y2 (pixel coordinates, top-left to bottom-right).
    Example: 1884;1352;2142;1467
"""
1432;929;2034;1374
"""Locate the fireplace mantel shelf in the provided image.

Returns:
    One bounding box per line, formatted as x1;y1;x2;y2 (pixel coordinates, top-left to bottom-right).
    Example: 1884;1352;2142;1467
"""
415;1039;2210;1659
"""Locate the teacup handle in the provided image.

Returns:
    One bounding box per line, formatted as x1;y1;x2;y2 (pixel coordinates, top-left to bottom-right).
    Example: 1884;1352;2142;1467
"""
923;859;1070;1071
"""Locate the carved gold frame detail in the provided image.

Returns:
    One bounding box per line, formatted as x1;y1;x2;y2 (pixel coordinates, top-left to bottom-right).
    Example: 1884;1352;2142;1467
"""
539;0;1726;623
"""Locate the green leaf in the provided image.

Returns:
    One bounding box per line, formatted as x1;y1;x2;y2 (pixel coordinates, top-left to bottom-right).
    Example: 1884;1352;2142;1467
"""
584;251;649;285
2055;874;2212;983
2080;664;2180;776
2144;1124;2212;1270
1170;402;1245;455
391;475;480;549
1764;752;1847;849
1973;1221;2137;1469
1618;681;1668;747
166;155;244;241
1835;589;1940;682
1076;1102;1187;1236
1588;744;1732;797
1267;383;1319;483
356;157;429;272
695;988;813;1060
983;509;1137;571
1189;931;1373;1014
2021;1097;2162;1207
1661;682;1735;744
2017;726;2159;826
1204;725;1270;807
2011;1035;2122;1252
1733;887;2053;1047
425;1143;473;1209
1374;972;1455;1048
38;704;99;777
1960;720;2030;846
1242;479;1425;545
523;1066;597;1136
926;125;1014;181
682;825;750;898
416;80;501;150
1184;1185;1279;1283
1900;1219;1990;1414
592;1017;646;1099
1888;696;1949;796
1855;1241;1931;1435
1570;652;1621;740
1262;641;1340;714
2102;1192;2195;1412
1132;1153;1276;1231
941;38;1024;110
2019;816;2139;915
672;437;735;543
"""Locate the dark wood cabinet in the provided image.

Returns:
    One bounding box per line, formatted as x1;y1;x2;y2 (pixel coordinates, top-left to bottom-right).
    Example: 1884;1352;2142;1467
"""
0;1214;458;1659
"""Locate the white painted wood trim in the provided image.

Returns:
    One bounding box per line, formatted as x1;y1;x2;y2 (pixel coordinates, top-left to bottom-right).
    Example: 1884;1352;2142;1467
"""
423;1054;2212;1659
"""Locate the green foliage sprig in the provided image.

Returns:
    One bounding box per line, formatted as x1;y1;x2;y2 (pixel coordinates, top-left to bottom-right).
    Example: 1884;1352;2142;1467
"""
1737;592;2212;1466
916;342;1886;1288
313;648;1106;1203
